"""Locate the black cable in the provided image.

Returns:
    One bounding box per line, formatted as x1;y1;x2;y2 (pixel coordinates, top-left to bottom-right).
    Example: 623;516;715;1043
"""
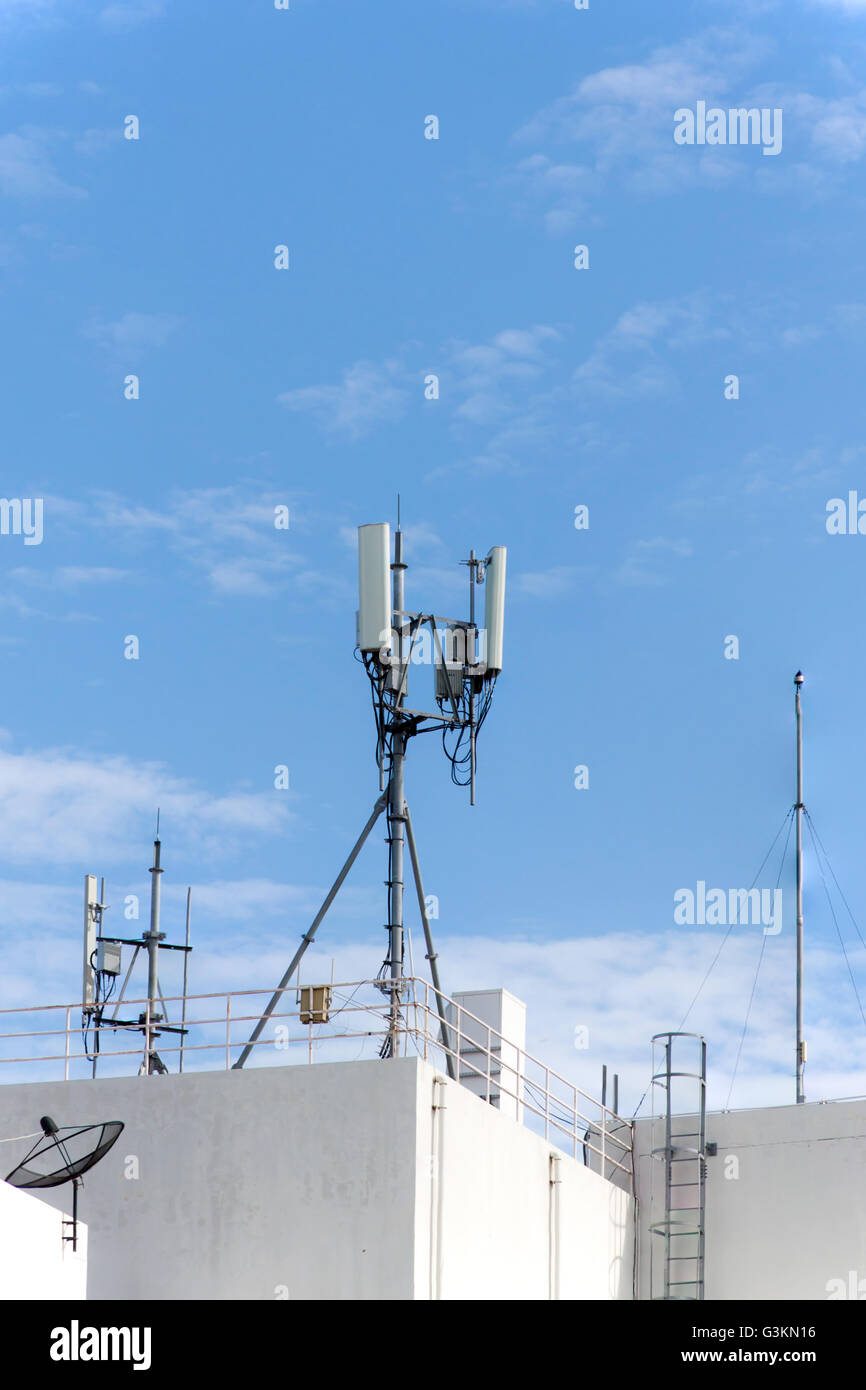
805;815;866;1036
632;807;795;1119
677;808;795;1033
726;810;794;1108
805;812;866;959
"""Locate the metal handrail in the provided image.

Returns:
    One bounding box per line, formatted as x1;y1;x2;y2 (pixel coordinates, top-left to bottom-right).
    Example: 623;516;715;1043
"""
0;977;633;1182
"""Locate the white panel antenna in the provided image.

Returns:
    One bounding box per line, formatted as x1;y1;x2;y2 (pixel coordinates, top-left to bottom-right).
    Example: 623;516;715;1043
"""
358;522;391;653
82;874;98;1012
483;546;506;676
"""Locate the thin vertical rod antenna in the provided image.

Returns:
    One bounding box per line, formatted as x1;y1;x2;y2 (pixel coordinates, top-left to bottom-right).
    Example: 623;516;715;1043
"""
180;886;191;1074
92;876;107;1080
468;550;477;807
795;672;806;1104
146;836;164;1074
387;526;408;1055
157;980;171;1023
404;801;455;1079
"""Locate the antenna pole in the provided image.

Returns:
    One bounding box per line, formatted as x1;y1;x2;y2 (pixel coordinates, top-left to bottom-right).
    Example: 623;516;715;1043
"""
468;550;477;806
180;887;191;1074
795;672;805;1104
387;526;408;1055
146;835;164;1074
90;876;107;1079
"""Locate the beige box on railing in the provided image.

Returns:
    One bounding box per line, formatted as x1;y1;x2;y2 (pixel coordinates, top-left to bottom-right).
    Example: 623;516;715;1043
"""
299;985;331;1025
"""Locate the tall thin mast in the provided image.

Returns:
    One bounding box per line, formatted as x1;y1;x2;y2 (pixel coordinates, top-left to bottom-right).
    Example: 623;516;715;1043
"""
387;511;407;1054
146;821;164;1074
794;671;805;1104
468;550;478;806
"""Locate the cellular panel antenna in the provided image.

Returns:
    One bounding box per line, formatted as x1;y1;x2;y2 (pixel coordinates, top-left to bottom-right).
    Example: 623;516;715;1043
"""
234;509;506;1068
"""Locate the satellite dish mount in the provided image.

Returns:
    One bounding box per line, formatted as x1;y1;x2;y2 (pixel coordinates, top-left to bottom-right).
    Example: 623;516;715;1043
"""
5;1115;124;1252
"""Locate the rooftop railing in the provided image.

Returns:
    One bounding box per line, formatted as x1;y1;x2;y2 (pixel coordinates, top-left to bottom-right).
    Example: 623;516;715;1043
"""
0;977;633;1187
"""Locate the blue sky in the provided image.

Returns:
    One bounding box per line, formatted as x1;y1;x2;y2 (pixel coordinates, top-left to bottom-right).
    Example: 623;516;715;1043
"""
3;0;866;1112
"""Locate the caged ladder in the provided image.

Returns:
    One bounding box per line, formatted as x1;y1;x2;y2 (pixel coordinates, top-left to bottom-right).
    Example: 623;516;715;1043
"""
649;1032;708;1301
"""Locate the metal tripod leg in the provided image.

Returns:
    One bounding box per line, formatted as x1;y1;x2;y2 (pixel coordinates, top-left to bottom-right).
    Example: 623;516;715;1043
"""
404;802;455;1080
232;793;388;1069
140;1051;168;1076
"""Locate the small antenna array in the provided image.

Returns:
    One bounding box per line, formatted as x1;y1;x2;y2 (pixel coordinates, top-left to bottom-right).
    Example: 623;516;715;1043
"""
82;830;193;1077
357;520;505;805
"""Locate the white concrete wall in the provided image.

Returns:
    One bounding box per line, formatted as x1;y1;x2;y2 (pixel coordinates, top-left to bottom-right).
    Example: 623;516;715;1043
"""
634;1098;866;1300
0;1057;633;1301
413;1066;633;1300
0;1180;86;1300
0;1061;420;1301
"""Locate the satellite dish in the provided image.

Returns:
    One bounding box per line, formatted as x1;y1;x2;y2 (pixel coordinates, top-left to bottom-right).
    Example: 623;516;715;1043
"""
5;1115;124;1250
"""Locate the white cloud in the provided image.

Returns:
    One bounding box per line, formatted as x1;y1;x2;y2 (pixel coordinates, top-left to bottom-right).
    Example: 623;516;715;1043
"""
0;131;84;198
572;290;866;412
511;30;768;225
37;486;310;602
82;311;182;354
518;31;766;141
0;81;63;98
99;0;164;27
207;554;297;598
278;359;409;438
514;565;585;598
615;537;693;587
781;323;823;347
0;742;291;867
173;878;319;923
785;89;866;163
508;28;866;222
10;565;129;589
74;127;122;157
0;0;54;21
278;326;565;470
573;293;729;400
446;324;561;426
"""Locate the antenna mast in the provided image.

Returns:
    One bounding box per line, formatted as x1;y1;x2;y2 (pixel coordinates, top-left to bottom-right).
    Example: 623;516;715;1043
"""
81;827;192;1077
386;513;407;1055
145;823;166;1075
233;513;506;1070
794;671;806;1104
